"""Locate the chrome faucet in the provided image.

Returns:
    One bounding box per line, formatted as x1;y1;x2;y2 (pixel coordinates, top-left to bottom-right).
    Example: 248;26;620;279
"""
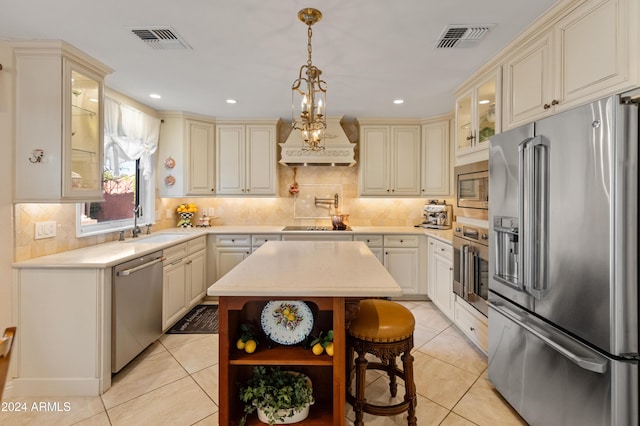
132;205;142;238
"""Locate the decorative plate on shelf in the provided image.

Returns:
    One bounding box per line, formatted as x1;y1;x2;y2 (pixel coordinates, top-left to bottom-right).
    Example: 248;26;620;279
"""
261;300;313;345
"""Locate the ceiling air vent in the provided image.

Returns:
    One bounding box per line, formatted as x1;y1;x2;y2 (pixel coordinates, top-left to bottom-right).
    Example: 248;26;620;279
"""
130;27;192;50
435;24;495;49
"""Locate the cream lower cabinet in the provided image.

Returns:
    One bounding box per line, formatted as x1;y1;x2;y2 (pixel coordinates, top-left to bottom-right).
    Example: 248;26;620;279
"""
427;237;454;319
13;267;111;395
157;113;215;196
354;234;384;263
216;121;279;196
503;0;637;129
383;235;427;298
214;234;252;280
454;298;488;354
162;237;207;330
359;122;421;196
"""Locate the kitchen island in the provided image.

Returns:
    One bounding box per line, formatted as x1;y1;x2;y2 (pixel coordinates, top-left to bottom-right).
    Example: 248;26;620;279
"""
207;240;403;425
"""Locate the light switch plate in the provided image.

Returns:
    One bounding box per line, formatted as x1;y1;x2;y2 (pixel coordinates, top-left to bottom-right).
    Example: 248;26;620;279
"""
35;221;56;239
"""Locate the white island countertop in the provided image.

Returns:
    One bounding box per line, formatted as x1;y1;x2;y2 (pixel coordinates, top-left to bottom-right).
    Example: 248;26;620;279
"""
207;241;403;298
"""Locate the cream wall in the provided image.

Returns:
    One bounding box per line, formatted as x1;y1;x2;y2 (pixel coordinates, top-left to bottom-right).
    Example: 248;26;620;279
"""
1;42;16;331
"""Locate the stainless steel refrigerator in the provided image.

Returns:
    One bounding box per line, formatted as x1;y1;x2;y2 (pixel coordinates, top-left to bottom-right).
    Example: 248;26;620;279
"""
488;90;639;426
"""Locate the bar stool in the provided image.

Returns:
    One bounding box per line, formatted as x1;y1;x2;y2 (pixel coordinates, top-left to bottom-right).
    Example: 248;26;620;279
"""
346;299;417;426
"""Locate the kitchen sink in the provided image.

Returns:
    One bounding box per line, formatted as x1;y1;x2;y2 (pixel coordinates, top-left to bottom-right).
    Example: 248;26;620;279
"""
124;233;188;244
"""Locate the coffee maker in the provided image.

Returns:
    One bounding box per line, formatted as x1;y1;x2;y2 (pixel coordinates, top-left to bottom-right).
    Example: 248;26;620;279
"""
421;201;452;229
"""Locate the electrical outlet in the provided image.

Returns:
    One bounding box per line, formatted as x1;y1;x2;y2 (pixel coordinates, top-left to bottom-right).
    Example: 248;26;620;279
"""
35;221;56;240
209;207;215;216
166;209;173;219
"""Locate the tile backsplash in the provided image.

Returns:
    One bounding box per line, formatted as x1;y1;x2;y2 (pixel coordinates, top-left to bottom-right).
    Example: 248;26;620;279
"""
14;165;452;261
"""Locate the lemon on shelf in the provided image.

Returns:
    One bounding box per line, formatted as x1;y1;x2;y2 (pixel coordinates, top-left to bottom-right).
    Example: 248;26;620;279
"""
237;324;259;354
309;329;334;356
244;340;257;354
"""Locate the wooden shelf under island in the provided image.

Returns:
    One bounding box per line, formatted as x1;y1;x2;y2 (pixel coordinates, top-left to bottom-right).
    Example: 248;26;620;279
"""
207;241;403;426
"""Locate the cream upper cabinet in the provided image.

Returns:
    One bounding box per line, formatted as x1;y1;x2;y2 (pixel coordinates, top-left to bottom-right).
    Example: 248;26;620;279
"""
503;0;637;129
157;113;215;197
216;121;279;196
13;41;112;203
421;118;450;196
359;122;421;196
554;0;633;107
503;30;555;128
455;70;500;160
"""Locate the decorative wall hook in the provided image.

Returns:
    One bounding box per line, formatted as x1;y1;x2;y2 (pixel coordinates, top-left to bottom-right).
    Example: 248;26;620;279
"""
29;149;44;163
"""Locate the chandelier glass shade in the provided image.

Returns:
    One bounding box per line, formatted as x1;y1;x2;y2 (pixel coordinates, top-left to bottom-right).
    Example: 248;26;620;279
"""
291;8;327;151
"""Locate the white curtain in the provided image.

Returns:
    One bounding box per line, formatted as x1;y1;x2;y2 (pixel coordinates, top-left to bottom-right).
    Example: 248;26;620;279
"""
104;97;160;179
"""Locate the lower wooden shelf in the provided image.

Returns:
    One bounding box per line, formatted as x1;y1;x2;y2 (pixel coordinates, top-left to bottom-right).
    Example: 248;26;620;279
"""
218;295;346;425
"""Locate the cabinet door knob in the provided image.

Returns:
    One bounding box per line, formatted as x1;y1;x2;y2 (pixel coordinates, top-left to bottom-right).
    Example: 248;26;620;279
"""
211;188;215;192
551;99;559;106
470;327;476;332
246;188;250;192
543;103;551;110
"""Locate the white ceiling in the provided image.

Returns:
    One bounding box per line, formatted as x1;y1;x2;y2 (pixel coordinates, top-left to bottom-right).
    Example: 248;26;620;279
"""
0;0;558;121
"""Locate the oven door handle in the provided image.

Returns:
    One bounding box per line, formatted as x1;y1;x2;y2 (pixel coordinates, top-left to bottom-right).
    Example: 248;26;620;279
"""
464;245;474;297
467;247;478;297
459;244;467;295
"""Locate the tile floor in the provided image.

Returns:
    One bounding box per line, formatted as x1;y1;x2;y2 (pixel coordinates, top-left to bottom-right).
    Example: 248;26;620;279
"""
0;301;526;425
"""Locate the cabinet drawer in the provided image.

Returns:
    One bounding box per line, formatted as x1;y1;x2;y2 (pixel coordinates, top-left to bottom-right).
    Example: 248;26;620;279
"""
188;236;206;254
383;235;420;248
454;298;488;353
429;238;452;261
354;234;383;247
164;242;188;264
215;234;252;246
251;234;282;248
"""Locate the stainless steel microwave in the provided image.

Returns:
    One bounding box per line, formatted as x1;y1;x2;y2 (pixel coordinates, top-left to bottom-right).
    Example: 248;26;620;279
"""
455;160;489;211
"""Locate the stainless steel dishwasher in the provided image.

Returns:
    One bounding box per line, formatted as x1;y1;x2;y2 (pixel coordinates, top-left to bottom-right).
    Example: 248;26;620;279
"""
112;250;165;373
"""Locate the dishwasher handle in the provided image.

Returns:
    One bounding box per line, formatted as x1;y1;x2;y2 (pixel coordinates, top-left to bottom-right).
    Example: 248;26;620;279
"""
117;256;165;276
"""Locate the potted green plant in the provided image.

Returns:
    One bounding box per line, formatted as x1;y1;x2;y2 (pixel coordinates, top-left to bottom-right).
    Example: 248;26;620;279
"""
239;366;314;425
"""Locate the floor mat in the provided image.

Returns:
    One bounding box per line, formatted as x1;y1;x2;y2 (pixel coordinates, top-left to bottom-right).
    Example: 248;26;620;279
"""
166;305;218;334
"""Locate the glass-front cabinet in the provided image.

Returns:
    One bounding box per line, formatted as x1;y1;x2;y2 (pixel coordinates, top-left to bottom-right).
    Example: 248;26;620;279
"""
65;64;103;198
13;41;111;202
455;69;500;159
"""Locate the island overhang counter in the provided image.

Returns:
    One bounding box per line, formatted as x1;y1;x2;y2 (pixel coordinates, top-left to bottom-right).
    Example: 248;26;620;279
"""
207;241;403;425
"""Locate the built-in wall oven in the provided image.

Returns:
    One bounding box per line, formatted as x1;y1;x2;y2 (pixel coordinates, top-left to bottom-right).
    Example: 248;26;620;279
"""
453;225;489;316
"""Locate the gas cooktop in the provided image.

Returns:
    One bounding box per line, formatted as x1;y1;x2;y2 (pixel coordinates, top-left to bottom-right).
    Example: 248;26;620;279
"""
281;226;353;231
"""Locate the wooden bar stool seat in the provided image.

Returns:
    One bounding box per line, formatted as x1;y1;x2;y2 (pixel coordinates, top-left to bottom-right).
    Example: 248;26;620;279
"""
346;299;417;426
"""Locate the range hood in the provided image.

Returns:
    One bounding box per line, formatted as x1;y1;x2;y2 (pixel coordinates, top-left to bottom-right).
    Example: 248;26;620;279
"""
279;116;357;166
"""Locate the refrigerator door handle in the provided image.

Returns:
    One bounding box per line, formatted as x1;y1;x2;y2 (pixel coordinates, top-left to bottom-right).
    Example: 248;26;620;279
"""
519;136;549;299
490;302;609;374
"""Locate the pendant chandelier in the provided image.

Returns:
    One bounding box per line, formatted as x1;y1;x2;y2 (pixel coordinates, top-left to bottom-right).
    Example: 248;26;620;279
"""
291;8;327;151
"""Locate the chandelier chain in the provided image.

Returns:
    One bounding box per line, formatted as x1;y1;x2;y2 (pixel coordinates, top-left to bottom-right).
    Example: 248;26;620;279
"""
307;25;313;66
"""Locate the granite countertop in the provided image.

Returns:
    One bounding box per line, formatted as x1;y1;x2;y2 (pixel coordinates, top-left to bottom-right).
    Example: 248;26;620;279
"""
13;225;453;269
207;241;403;297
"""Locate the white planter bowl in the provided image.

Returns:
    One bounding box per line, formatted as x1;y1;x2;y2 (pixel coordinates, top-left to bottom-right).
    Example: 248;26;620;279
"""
257;404;311;424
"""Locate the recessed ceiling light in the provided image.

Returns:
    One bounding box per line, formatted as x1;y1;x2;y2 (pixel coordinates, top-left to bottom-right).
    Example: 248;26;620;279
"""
393;99;404;105
149;93;162;99
478;99;490;104
226;99;237;104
